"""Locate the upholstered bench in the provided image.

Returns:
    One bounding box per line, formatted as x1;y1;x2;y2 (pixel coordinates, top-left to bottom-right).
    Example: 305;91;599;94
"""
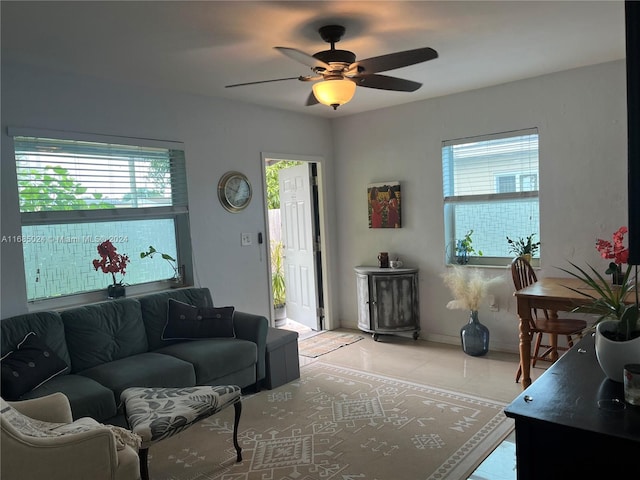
121;385;242;480
264;328;300;389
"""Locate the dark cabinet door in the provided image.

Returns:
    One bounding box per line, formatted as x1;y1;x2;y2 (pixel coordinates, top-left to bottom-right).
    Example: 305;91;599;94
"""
355;267;419;338
371;273;417;331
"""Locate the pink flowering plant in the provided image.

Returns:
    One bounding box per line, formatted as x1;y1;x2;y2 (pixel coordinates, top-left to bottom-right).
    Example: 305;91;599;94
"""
92;240;130;286
559;226;638;341
596;226;629;276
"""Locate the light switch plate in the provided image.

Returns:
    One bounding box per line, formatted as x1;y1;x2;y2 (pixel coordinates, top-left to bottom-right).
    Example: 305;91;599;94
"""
241;233;252;246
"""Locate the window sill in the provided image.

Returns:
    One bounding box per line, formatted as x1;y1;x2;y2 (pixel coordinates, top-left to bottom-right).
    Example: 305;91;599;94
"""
27;281;191;313
446;257;540;269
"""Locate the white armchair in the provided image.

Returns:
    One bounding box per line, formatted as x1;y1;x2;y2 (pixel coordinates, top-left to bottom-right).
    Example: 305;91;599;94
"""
1;392;140;480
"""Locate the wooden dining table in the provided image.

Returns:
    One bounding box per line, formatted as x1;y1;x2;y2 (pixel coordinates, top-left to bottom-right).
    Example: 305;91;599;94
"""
513;276;595;389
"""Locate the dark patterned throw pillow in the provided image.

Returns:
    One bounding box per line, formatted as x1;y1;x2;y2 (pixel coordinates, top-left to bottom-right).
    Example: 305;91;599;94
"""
162;299;236;340
0;332;69;400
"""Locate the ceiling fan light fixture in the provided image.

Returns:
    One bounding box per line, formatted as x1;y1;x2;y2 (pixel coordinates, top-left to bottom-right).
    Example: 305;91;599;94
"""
312;79;356;110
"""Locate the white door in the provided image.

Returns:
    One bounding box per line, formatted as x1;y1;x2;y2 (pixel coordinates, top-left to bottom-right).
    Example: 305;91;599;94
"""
279;164;319;330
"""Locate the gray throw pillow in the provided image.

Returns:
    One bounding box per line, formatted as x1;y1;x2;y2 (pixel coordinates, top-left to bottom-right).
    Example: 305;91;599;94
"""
1;332;69;400
162;299;235;340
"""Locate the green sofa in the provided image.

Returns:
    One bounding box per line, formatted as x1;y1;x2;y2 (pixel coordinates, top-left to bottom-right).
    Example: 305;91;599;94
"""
0;287;268;426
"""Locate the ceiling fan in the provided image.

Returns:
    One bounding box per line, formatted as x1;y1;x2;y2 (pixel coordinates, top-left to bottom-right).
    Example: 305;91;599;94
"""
225;25;438;110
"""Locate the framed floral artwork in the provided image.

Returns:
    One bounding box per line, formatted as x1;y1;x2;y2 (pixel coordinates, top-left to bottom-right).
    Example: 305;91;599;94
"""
368;181;401;228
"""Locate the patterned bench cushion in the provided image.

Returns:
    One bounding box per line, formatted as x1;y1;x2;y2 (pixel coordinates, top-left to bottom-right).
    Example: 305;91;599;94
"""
120;385;241;449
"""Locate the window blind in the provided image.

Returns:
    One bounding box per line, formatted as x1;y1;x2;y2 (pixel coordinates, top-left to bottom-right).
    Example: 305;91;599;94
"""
441;128;540;263
14;136;188;215
443;129;539;200
8;129;191;302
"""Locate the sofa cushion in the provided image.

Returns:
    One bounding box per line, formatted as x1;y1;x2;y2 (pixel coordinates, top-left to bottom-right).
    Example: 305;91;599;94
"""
162;299;235;340
19;374;118;422
77;352;196;401
61;299;148;372
138;288;213;350
155;338;257;386
1;332;69;400
0;311;71;367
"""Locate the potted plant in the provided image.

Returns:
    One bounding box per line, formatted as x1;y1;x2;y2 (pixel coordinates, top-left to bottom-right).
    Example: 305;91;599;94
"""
271;240;286;323
506;233;540;262
596;226;628;285
455;229;483;265
559;227;640;382
140;245;182;286
442;266;503;356
92;240;130;298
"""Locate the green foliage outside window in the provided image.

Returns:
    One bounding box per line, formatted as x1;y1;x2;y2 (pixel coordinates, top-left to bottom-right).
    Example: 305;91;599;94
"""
18;165;113;212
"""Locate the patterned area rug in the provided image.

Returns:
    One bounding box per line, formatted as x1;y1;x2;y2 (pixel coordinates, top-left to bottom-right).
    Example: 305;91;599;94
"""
298;331;364;358
146;362;514;480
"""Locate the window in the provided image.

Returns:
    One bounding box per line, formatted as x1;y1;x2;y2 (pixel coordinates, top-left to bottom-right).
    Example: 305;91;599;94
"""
10;129;190;301
442;128;540;265
496;174;517;193
495;173;538;194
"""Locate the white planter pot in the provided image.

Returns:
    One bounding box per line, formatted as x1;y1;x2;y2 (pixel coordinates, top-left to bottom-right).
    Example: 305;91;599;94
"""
595;320;640;382
274;305;287;327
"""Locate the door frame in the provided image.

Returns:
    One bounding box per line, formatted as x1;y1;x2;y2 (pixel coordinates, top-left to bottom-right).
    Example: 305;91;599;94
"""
260;152;333;330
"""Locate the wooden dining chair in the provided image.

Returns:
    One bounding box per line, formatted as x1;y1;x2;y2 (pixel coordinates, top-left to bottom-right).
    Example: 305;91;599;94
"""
511;256;588;382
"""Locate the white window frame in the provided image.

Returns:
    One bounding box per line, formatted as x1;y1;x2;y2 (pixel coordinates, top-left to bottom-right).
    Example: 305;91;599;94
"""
442;128;540;266
9;127;192;306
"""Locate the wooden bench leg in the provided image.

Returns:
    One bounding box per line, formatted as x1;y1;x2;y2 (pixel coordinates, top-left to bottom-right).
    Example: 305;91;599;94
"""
139;447;149;480
233;400;242;462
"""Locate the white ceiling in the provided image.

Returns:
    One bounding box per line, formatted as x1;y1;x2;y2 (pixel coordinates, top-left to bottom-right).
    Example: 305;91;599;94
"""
0;1;626;118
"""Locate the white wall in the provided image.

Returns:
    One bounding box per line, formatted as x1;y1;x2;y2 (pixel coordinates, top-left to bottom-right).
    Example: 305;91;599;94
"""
1;60;629;354
0;62;334;319
332;60;628;352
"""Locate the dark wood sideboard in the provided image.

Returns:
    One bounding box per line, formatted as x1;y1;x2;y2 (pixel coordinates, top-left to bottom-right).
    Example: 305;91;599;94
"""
504;333;640;479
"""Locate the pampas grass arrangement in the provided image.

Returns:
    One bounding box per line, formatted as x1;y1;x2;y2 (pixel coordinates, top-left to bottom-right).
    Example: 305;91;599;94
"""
442;266;503;311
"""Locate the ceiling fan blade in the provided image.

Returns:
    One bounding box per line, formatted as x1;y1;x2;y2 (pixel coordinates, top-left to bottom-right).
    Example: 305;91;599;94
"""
275;47;330;70
355;47;438;74
225;76;314;88
354;74;422;92
305;91;319;106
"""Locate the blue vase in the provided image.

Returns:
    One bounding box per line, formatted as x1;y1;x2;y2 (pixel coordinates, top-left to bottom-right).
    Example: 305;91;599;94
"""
460;310;489;356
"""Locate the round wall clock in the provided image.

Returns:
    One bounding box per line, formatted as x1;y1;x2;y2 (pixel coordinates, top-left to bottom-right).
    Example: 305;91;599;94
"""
218;171;252;212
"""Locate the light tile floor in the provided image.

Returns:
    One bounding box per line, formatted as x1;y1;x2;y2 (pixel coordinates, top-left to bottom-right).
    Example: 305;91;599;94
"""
278;320;548;480
468;435;516;480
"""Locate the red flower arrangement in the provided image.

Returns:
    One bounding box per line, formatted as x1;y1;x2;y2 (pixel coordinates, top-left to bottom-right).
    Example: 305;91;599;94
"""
92;240;130;286
596;226;629;277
